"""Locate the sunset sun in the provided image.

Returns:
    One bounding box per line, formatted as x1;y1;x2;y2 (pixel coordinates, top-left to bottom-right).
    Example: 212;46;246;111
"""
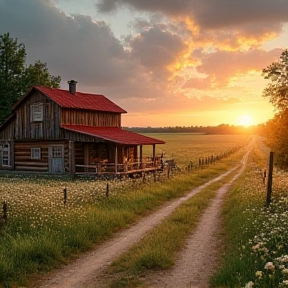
237;115;254;127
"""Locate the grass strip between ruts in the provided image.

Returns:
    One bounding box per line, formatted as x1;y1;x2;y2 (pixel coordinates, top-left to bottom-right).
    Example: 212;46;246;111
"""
104;165;242;288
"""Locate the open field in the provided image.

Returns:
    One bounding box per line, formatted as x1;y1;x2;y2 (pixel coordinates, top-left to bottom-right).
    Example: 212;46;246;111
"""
2;134;287;288
142;133;251;169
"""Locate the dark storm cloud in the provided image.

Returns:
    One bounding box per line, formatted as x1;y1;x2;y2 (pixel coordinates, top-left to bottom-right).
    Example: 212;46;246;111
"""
130;26;187;79
96;0;288;29
0;0;132;88
0;0;187;101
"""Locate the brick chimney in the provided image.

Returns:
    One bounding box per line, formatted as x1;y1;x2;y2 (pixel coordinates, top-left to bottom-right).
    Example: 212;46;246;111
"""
68;80;77;95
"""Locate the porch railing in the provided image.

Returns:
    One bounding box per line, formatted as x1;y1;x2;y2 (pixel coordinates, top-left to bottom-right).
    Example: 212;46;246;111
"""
75;159;162;175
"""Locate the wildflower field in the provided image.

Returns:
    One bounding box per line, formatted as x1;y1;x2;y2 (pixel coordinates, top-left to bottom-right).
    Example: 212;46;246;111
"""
211;137;288;288
2;133;288;288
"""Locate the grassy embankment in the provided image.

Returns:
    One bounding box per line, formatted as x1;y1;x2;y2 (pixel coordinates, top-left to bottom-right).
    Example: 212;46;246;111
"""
210;135;288;287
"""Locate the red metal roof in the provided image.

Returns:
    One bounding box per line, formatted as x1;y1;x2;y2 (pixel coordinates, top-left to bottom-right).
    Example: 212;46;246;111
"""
61;125;165;145
31;86;127;113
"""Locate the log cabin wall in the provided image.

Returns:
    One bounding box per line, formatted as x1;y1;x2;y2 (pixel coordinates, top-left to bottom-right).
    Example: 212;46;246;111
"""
14;141;69;172
61;108;121;127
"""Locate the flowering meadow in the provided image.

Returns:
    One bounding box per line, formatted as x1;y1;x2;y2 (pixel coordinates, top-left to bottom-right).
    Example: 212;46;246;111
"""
0;134;252;286
211;138;288;288
0;175;166;285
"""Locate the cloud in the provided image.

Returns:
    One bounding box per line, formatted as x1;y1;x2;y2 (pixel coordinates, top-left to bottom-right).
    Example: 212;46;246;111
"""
130;26;188;79
96;0;288;28
96;0;288;48
194;48;284;87
0;0;132;87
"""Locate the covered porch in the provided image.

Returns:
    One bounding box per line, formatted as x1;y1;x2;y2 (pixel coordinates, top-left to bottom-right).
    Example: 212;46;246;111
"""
62;125;165;177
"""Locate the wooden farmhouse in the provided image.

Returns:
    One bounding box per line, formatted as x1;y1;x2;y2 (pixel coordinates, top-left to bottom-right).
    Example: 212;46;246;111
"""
0;80;165;176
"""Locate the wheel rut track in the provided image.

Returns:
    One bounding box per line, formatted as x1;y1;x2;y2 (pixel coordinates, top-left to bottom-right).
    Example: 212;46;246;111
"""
38;147;250;288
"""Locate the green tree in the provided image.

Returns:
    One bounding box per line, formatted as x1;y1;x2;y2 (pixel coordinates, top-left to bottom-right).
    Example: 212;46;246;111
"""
0;33;61;125
0;33;26;124
262;49;288;167
22;60;61;91
262;49;288;112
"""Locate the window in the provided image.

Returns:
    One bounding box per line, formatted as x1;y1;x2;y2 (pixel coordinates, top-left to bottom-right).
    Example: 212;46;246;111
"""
52;146;63;158
30;104;43;122
31;147;41;159
2;144;10;166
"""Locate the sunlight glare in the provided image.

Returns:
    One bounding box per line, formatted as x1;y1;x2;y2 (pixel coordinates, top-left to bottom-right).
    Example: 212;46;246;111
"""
237;115;254;127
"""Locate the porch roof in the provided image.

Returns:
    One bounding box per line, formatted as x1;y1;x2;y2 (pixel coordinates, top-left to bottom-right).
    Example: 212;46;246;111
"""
61;125;165;145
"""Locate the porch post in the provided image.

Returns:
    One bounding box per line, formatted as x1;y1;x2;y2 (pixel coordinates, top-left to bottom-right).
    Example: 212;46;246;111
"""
152;144;156;167
69;140;75;175
84;144;89;172
115;145;118;173
140;145;143;168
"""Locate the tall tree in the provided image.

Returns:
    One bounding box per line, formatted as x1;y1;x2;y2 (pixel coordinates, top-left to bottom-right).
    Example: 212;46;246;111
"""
22;60;61;91
0;33;61;125
262;49;288;112
0;33;26;124
262;49;288;167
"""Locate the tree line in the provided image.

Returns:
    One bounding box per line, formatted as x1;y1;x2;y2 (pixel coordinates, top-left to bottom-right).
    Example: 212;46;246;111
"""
125;124;259;135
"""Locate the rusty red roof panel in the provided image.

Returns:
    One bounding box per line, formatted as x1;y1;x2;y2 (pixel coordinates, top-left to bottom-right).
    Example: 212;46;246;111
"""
61;125;165;145
34;86;127;113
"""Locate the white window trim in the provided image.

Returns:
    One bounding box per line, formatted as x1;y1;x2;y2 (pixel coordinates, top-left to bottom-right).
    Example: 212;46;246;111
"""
31;147;41;160
30;104;43;122
2;143;10;167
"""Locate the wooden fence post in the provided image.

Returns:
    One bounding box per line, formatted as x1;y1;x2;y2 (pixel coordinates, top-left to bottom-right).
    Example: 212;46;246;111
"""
167;164;171;178
266;151;274;207
3;201;7;223
106;182;109;198
63;188;67;205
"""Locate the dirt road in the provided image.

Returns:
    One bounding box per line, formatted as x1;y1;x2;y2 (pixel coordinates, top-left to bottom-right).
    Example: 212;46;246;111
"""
38;148;249;288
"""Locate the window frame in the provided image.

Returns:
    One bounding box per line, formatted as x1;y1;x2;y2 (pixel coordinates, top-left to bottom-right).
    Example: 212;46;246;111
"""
2;143;10;167
31;147;41;160
30;104;44;122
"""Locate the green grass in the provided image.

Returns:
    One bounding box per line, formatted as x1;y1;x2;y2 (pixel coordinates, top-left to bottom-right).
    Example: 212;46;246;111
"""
0;134;249;287
106;170;240;288
210;136;288;288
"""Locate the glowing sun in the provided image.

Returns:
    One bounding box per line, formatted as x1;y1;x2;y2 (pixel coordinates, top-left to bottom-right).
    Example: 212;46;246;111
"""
237;115;254;127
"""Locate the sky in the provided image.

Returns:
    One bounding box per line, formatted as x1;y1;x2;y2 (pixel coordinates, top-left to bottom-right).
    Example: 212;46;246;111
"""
0;0;288;127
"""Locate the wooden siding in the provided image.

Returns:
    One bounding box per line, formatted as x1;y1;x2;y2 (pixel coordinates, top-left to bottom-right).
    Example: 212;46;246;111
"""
60;129;105;142
14;90;62;140
61;108;121;127
14;141;69;172
0;118;15;140
9;90;121;141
